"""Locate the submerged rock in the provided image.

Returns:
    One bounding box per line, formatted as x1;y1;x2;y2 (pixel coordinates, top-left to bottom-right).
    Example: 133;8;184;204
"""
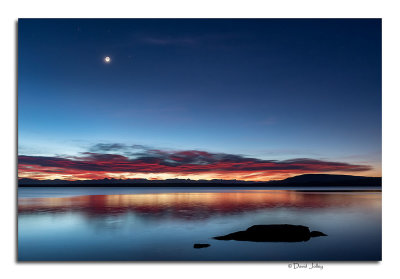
193;243;210;249
214;224;327;242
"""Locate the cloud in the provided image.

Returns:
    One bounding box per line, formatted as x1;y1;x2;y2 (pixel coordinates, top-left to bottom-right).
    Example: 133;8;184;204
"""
18;143;372;181
89;143;148;152
89;143;128;152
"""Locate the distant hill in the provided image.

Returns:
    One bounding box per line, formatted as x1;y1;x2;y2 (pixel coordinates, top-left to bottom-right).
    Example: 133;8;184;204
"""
18;174;382;187
264;174;381;186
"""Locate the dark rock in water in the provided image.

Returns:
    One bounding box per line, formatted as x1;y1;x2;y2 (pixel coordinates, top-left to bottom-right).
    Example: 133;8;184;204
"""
194;243;210;249
310;230;327;237
214;224;327;242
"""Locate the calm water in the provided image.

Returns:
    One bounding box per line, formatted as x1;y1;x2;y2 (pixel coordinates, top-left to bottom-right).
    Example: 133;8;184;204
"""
18;187;381;261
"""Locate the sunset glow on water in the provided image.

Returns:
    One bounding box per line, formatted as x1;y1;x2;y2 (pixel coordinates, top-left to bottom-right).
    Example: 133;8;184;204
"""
18;187;381;261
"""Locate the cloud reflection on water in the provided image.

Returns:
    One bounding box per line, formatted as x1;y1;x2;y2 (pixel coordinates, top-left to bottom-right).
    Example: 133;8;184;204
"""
19;190;381;220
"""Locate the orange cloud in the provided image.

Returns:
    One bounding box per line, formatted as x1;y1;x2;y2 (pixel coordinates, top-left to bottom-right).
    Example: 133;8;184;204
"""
18;145;373;181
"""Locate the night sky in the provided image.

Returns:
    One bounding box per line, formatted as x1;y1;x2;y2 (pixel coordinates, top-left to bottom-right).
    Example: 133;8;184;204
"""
18;19;381;181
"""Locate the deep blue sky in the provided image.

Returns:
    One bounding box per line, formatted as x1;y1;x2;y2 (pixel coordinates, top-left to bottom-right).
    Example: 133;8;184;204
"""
18;19;381;178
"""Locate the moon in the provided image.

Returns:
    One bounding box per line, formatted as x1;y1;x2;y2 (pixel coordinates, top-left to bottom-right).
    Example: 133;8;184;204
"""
104;56;111;63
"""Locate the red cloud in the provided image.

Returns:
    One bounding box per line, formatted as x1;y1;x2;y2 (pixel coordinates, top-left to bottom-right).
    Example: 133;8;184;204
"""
18;146;372;181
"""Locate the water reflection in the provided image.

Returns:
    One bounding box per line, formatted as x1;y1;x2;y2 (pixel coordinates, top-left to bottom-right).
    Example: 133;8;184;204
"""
18;188;382;261
19;190;380;220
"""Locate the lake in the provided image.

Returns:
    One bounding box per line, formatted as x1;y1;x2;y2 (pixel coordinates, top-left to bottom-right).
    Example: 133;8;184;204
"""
17;187;381;261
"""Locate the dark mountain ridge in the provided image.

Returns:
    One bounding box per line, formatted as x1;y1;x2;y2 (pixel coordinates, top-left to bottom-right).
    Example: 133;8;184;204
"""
18;174;382;187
